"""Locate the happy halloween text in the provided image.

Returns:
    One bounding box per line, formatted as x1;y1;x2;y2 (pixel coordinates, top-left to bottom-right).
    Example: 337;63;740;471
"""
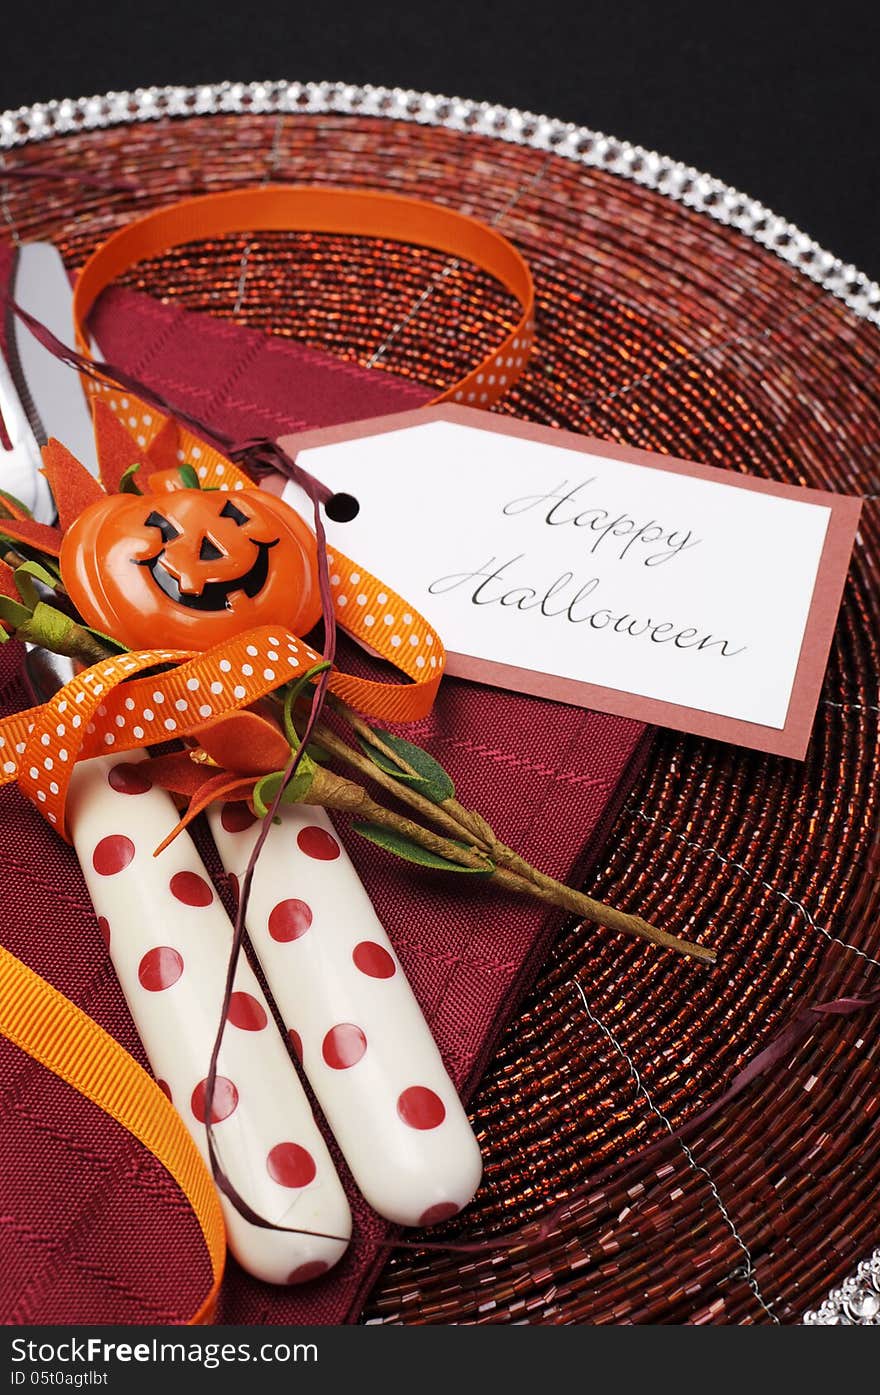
428;479;746;658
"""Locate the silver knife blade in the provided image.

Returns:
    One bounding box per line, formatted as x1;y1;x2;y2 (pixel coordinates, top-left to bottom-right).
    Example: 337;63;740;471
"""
0;279;54;521
23;642;74;706
11;241;100;478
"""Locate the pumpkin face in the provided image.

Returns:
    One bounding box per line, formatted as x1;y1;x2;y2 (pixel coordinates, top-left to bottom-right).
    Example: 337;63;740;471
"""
60;486;321;650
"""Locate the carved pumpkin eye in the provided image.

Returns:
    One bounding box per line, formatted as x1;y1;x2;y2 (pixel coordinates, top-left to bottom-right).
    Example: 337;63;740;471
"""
199;536;226;562
144;510;181;543
220;499;249;526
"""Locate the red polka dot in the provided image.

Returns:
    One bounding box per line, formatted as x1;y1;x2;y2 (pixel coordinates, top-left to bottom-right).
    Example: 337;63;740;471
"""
138;946;184;991
92;834;135;876
191;1076;239;1124
296;825;340;860
227;991;268;1031
221;802;256;833
156;1079;172;1102
419;1202;460;1226
397;1086;446;1130
322;1023;367;1070
352;940;396;979
268;898;313;941
107;763;152;795
287;1260;329;1285
170;870;213;906
267;1142;317;1189
288;1028;303;1063
97;916;111;948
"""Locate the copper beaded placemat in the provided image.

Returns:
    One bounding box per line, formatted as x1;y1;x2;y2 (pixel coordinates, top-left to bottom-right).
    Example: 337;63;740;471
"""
2;83;879;1326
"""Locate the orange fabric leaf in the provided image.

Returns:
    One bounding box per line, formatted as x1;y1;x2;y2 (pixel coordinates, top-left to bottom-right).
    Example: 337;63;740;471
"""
0;515;64;558
92;398;144;495
140;751;212;798
0;493;32;521
145;418;182;474
152;773;256;856
193;707;292;776
40;438;104;532
0;559;19;601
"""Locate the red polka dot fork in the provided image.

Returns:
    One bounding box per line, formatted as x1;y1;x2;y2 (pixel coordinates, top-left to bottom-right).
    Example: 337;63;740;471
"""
209;798;482;1228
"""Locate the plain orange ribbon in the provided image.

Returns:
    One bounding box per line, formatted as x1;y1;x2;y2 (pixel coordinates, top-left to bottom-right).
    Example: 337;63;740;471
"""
0;944;226;1323
1;574;446;839
72;184;535;412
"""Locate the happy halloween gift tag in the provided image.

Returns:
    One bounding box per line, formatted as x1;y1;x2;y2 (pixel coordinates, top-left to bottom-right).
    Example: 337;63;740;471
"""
277;407;861;758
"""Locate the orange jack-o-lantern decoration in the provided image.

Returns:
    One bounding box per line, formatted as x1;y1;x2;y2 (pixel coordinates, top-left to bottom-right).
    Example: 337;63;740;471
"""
60;477;321;651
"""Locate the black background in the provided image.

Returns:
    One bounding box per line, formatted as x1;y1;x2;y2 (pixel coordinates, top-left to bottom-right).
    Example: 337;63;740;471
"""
1;0;879;279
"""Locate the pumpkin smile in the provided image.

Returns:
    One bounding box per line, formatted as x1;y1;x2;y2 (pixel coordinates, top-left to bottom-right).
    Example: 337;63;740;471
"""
135;537;279;612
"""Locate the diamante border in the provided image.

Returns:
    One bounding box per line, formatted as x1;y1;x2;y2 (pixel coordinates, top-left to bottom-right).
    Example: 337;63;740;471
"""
803;1248;880;1325
1;80;879;328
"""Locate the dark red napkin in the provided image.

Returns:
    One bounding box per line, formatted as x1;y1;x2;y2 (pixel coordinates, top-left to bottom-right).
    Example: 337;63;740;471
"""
0;266;647;1324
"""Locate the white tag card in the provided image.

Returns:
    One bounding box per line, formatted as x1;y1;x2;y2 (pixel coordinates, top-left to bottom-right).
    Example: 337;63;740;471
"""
278;407;861;758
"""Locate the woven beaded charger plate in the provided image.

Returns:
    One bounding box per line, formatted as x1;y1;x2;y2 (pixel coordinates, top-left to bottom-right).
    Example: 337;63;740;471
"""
2;80;879;1327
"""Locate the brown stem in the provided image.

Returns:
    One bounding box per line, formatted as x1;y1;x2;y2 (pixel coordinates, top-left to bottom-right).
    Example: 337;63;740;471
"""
305;764;714;963
336;705;416;772
0;549;68;595
16;617;111;666
328;700;714;959
305;767;494;870
330;700;522;852
329;701;498;845
58;623;114;665
2;548;31;571
491;865;714;962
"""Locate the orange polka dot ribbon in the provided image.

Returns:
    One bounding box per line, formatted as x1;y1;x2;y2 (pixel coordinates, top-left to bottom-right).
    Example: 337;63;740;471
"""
0;559;443;840
0;183;515;839
0;337;453;830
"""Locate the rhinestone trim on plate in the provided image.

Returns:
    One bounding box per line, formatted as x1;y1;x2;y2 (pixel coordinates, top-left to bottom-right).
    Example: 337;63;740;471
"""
1;80;879;328
1;77;878;1324
803;1249;880;1325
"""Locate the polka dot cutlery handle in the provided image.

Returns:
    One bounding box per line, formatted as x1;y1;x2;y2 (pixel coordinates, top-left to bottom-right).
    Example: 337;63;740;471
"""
208;800;484;1228
67;754;352;1285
